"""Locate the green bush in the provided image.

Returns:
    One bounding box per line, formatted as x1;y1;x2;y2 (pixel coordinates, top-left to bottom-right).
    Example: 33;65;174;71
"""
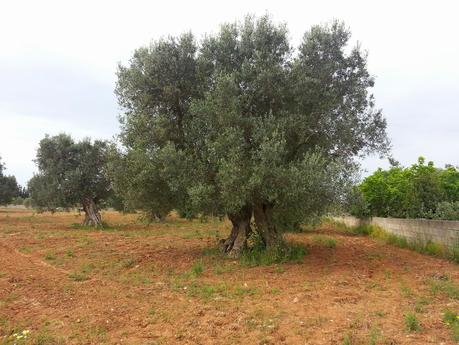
352;158;459;220
431;201;459;221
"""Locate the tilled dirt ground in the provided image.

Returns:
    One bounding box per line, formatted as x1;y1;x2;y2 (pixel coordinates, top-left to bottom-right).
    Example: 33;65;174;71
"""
1;209;459;344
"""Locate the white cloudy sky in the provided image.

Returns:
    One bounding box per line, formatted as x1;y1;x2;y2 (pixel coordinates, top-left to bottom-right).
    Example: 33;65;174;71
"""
1;0;458;185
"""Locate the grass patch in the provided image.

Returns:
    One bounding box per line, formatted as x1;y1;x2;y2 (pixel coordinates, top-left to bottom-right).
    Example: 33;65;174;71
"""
429;276;459;299
68;272;89;282
190;260;204;277
202;247;221;257
333;220;458;263
414;296;431;313
213;264;234;275
19;246;33;254
368;326;382;345
120;271;152;285
311;235;337;248
404;312;420;332
120;258;137;269
353;224;373;236
69;222;114;230
400;286;413;298
185;281;228;300
443;309;459;341
44;251;57;261
342;334;353;345
240;240;307;267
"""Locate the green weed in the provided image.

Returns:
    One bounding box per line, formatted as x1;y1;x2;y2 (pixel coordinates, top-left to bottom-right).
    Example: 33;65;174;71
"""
190;260;204;277
240;239;307;267
404;312;420;332
443;309;459;341
68;272;89;282
429;277;459;299
311;235;337;248
44;251;57;261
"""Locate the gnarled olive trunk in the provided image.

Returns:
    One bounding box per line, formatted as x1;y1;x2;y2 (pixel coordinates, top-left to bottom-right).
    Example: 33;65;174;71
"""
220;205;252;258
253;202;282;248
82;197;102;227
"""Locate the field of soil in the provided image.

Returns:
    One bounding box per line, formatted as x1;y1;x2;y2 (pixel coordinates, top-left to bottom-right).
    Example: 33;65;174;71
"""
1;209;459;344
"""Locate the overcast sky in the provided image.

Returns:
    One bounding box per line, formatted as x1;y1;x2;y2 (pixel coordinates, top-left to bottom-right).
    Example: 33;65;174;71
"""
1;0;458;185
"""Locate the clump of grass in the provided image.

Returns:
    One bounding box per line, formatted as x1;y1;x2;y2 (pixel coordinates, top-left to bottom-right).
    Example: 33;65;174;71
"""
120;258;137;269
68;272;89;282
414;296;431;313
190;260;204;277
311;235;337;248
65;249;74;258
321;218;351;232
429;276;459;299
352;224;373;236
213;264;233;275
404;312;420;332
424;241;445;256
347;223;454;262
342;334;353;345
400;286;413;297
449;246;459;263
202;247;221;257
186;281;227;300
69;222;113;230
121;271;152;285
240;236;307;267
443;309;459;341
368;326;382;345
44;251;57;261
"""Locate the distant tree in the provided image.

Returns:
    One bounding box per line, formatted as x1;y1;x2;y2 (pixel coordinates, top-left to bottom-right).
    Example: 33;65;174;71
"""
356;157;459;219
29;134;111;226
0;157;20;206
106;147;178;221
116;16;389;256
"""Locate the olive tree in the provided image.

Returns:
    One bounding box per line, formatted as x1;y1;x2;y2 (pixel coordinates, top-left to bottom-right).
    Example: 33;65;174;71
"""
29;134;111;226
116;16;389;257
0;157;20;206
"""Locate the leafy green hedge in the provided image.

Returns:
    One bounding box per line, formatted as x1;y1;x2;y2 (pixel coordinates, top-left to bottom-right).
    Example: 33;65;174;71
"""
348;157;459;220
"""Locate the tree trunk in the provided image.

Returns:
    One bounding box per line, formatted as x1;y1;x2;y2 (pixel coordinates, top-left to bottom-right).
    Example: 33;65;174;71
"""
82;197;102;227
253;202;283;248
220;205;252;258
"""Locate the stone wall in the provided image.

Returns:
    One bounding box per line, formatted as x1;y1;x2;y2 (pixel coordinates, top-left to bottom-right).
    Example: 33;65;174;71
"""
334;216;459;248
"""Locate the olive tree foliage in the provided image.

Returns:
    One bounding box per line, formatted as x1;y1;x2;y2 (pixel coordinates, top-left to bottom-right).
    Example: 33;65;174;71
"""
111;33;204;221
115;16;389;256
28;134;111;226
0;157;20;206
106;147;178;221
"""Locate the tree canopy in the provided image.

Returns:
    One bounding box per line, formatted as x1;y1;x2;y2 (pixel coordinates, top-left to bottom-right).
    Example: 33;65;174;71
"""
114;15;389;256
29;134;111;226
0;156;20;206
350;157;459;220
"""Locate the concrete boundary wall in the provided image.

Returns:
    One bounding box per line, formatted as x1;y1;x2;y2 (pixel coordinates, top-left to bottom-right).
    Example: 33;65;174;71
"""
334;216;459;248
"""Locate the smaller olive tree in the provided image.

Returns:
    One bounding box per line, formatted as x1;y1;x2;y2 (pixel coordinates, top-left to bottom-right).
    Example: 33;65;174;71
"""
0;157;20;206
29;134;111;226
106;146;178;221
